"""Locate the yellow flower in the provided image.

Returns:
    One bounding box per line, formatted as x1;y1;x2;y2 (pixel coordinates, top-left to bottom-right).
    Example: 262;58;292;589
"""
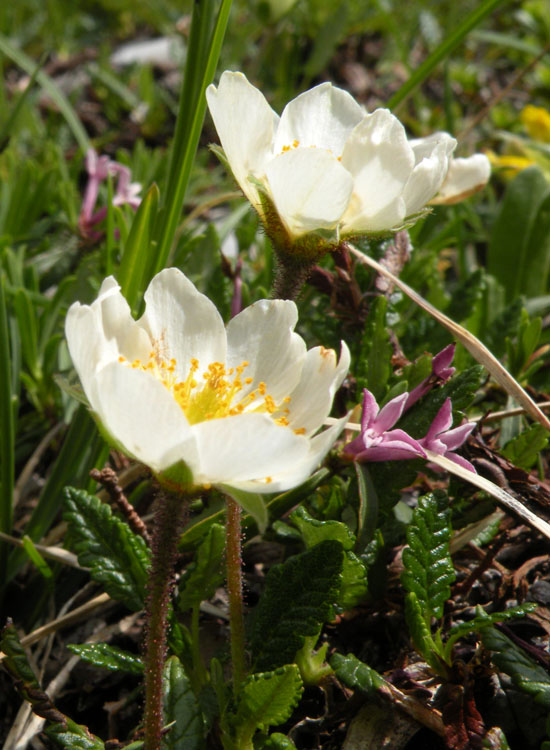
487;150;535;178
521;105;550;143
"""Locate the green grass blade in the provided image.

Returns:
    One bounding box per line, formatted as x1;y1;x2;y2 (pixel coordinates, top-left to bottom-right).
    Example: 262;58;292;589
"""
0;274;15;578
6;407;106;582
153;0;233;276
387;0;509;110
0;52;47;152
0;34;90;152
117;183;160;310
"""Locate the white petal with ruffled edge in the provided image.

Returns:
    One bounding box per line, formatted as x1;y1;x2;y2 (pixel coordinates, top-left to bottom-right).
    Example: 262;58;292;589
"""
273;82;365;156
266;147;353;237
93;362;198;474
403;133;456;215
226;299;306;402
340;109;414;233
66;277;150;396
191;413;310;487
431;154;491;205
138;268;227;381
231;414;350;494
286;343;350;435
206;72;279;209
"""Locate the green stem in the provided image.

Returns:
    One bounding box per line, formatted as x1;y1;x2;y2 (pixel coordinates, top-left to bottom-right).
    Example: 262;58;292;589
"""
225;496;246;693
144;490;188;750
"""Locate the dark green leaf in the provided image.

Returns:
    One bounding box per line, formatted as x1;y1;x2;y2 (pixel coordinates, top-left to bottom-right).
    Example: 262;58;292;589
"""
355;295;392;401
1;622;105;749
488;167;550;301
250;540;343;671
63;487;151;611
67;643;143;674
289;506;355;550
401;492;455;622
445;603;536;655
178;523;225;613
482;626;550;708
162;656;203;750
501;424;549;471
330;652;385;694
44;722;106;750
1;620;40;693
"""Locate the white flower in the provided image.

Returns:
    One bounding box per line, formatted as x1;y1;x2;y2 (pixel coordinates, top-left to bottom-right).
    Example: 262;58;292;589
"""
65;268;349;518
429;154;491;205
206;71;490;245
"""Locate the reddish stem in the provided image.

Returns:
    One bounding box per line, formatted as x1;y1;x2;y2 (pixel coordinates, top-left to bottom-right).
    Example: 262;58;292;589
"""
225;496;246;692
143;490;187;750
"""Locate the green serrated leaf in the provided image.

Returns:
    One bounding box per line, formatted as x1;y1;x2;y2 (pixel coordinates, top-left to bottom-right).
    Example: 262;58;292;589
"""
178;523;225;613
330;652;385;694
501;424;549;470
162;656;203;750
45;721;106;749
339;551;369;610
234;665;303;746
289;506;355;550
446;269;486;324
401;492;455;623
482;626;550;708
1;622;105;749
404;591;437;665
250;540;343;671
256;733;298;749
1;620;40;693
63;487;151;611
445;603;536;657
67;643;143;674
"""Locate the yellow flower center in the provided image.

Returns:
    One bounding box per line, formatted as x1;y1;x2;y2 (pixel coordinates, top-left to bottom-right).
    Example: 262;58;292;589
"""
119;350;300;428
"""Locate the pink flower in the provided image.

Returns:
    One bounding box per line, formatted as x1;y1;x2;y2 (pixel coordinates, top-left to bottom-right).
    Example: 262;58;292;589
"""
404;343;456;410
344;389;425;462
78;149;142;239
418;398;476;472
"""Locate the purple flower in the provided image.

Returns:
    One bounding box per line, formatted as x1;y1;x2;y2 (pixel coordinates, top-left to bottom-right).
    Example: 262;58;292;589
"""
344;389;426;462
79;149;142;239
404;343;456;410
418;398;476;472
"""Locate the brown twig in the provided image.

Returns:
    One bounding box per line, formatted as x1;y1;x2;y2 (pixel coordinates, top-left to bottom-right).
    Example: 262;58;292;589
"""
90;467;151;545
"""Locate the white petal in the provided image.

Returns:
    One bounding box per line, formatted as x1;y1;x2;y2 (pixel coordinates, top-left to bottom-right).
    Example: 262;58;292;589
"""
265;147;353;238
430;154;491;205
191;414;309;487
93;362;198;475
226;299;306;402
273;82;365;156
206;71;279;207
403;132;456;215
138;268;226;380
340;109;414;233
230;414;349;494
66;276;150;396
286;342;350;435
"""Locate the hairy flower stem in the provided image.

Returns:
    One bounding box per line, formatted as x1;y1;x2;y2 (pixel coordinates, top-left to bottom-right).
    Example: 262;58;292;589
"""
144;490;188;750
225;496;246;694
272;257;314;300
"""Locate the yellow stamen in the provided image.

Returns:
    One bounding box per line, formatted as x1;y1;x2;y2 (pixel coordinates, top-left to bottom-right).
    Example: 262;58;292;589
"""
119;344;308;432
